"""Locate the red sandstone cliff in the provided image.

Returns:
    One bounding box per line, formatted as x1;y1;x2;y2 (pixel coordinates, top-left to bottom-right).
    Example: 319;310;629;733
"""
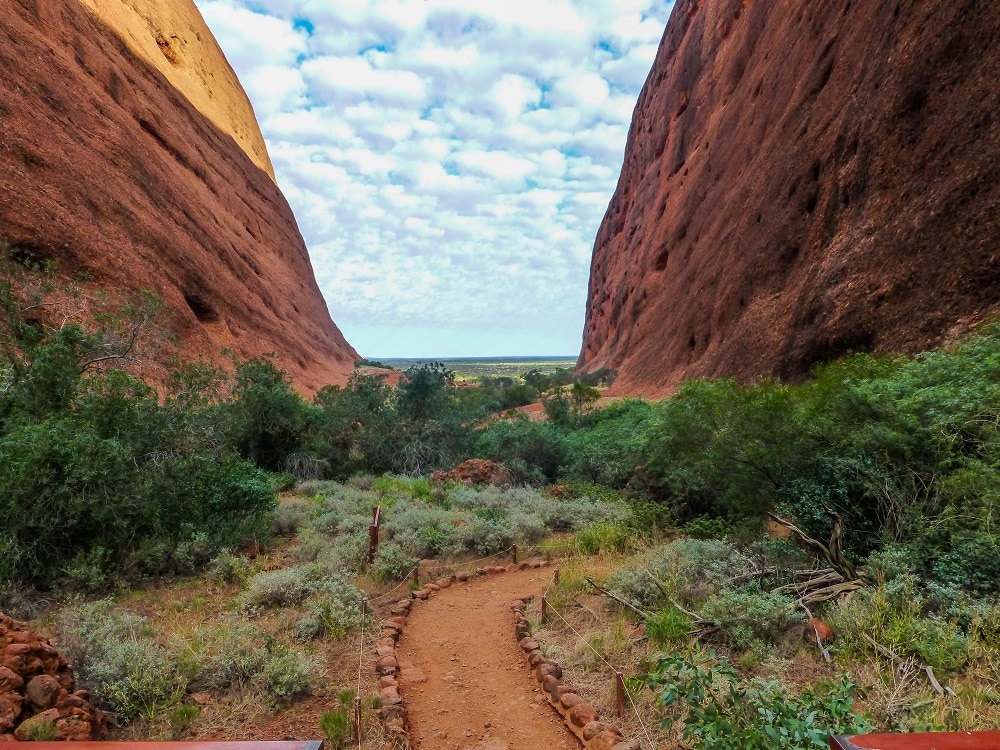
0;0;358;392
579;0;1000;397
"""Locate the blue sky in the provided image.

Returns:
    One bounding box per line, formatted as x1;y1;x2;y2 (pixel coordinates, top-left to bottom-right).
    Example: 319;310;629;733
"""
193;0;674;357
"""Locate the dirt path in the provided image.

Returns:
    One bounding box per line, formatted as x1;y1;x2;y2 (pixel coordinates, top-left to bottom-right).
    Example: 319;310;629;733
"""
396;567;577;750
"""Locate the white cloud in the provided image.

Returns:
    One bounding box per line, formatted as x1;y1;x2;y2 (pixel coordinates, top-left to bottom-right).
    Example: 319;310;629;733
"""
194;0;675;357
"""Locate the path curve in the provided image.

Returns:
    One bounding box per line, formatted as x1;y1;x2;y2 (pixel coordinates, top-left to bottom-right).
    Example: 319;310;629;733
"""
396;567;577;750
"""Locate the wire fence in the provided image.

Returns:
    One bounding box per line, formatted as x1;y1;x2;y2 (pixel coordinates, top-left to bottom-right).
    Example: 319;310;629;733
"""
539;572;657;749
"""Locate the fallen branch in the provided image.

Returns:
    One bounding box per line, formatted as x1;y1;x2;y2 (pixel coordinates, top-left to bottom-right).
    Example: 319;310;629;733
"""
767;511;860;582
796;579;865;606
585;577;651;619
798;600;831;663
668;597;712;625
731;566;778;584
864;633;957;698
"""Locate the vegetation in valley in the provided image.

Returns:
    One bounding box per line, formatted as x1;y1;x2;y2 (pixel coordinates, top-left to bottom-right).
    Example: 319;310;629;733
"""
3;252;1000;745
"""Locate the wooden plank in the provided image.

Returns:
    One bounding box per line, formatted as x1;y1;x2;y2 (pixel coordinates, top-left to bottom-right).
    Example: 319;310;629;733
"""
833;732;1000;749
18;743;323;750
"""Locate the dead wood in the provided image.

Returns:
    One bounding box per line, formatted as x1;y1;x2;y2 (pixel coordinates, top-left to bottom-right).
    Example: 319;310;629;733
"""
585;576;651;619
767;511;863;583
863;633;957;698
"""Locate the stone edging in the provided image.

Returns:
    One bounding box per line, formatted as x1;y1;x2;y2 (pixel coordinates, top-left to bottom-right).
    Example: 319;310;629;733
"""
510;597;640;750
372;559;552;748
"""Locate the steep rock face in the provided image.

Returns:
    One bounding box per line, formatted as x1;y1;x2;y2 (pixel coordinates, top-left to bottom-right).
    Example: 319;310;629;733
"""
579;0;1000;397
0;0;357;392
76;0;275;179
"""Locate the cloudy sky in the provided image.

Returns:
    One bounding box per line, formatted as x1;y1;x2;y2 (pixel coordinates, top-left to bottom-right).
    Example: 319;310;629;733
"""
193;0;674;357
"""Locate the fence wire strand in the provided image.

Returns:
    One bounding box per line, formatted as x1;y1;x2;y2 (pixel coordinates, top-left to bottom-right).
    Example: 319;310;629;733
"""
543;585;657;749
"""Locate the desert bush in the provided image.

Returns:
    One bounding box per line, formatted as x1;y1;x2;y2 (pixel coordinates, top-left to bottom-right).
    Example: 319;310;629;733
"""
273;500;311;536
262;646;316;705
59;601;185;723
829;575;970;672
297;576;367;641
605;538;755;610
173;617;315;706
207;549;254;584
698;588;803;651
244;564;327;607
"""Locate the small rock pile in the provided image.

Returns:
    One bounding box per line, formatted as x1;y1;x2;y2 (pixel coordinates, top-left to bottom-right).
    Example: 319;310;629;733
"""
510;598;639;750
430;459;513;486
0;613;106;741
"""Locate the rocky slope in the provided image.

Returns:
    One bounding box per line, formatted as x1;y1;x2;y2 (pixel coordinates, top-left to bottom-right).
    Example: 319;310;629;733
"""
579;0;1000;397
0;0;357;392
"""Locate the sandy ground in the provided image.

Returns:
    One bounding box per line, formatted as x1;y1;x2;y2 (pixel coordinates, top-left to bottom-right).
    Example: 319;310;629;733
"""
396;568;577;750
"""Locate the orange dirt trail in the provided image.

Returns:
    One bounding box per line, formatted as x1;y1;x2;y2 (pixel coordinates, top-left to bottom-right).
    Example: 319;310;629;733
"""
396;567;577;750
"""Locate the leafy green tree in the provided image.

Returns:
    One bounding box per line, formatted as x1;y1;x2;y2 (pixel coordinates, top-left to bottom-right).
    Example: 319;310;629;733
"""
397;362;454;422
227;357;318;472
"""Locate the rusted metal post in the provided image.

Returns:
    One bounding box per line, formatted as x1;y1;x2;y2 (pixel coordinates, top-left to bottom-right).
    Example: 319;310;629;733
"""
615;671;626;717
512;544;518;564
368;523;378;565
367;505;382;565
353;696;362;741
541;595;548;623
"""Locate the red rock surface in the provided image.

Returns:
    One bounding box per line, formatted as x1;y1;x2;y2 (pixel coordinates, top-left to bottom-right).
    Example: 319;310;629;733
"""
0;0;357;393
0;613;106;741
579;0;1000;397
431;459;514;486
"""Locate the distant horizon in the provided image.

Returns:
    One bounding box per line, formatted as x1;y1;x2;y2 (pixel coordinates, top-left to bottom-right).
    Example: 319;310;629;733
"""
371;355;578;362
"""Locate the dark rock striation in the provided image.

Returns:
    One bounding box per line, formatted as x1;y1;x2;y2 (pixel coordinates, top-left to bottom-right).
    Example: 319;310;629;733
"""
579;0;1000;397
0;0;357;392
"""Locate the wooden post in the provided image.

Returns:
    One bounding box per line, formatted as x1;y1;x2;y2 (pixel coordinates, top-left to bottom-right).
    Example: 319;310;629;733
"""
411;566;419;588
512;544;518;564
541;595;547;623
367;505;382;565
554;568;560;585
615;671;626;717
368;523;378;565
361;598;368;618
353;696;362;741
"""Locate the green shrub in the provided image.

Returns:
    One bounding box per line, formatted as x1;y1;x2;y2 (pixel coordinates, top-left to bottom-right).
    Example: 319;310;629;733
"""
320;688;358;749
561;399;655;487
644;648;874;749
244;564;326;607
829;576;969;672
297;577;367;641
475;419;567;483
574;522;633;555
605;538;755;610
698;588;803;651
645;606;694;648
207;549;253;585
263;646;315;705
59;601;185;724
167;704;200;738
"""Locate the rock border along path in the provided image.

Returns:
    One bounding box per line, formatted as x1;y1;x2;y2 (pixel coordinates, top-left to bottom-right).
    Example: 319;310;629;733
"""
374;561;638;750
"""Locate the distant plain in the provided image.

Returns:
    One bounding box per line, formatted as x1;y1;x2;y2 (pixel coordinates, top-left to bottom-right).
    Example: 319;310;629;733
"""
378;356;577;380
